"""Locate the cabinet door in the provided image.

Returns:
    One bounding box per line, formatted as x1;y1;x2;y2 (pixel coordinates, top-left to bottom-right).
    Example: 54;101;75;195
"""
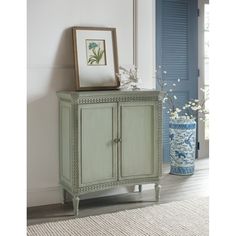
119;102;158;179
78;103;117;186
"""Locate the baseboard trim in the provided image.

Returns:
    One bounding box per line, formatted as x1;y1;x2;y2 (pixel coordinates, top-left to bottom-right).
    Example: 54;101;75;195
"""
27;186;62;207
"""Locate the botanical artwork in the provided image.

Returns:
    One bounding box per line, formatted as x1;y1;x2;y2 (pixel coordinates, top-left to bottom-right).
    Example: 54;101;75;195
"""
73;27;119;89
86;40;106;66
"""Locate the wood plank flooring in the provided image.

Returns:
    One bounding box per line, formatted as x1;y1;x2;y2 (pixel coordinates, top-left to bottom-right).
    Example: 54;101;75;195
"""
27;158;209;226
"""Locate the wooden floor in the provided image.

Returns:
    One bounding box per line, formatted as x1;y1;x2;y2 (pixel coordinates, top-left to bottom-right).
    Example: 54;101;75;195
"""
27;158;209;226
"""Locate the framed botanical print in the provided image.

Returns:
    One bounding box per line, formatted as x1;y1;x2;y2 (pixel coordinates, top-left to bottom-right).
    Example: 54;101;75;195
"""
72;27;120;90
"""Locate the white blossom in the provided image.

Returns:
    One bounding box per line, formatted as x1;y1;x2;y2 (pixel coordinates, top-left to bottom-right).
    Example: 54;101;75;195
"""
156;66;209;122
191;106;198;111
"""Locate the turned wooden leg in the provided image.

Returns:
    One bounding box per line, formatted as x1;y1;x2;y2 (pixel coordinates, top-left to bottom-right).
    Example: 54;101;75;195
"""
155;182;161;202
73;195;80;216
138;185;142;192
62;189;67;204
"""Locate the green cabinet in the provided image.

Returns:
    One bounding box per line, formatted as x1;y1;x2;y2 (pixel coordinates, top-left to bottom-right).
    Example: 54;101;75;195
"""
57;90;163;216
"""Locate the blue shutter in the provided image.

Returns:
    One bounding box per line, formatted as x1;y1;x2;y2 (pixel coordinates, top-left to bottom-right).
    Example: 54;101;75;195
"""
156;0;198;162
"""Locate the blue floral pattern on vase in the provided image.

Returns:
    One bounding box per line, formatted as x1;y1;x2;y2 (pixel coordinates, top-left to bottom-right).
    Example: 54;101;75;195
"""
169;118;196;175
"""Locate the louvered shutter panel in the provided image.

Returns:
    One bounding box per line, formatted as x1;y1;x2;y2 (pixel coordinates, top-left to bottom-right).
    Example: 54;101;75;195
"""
156;0;198;162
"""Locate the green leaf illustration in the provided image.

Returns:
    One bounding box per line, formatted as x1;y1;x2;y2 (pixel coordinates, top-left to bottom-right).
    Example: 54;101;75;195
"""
88;47;105;65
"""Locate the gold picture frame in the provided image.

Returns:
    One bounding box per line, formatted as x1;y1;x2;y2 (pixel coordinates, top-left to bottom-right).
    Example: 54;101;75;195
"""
72;27;120;90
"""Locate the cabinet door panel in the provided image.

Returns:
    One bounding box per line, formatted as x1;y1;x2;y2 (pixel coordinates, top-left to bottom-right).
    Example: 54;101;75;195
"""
79;103;117;186
59;101;73;187
119;102;157;179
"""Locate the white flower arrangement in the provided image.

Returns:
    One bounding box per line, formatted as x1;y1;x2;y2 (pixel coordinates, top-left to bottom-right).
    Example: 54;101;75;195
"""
156;65;209;121
116;66;142;90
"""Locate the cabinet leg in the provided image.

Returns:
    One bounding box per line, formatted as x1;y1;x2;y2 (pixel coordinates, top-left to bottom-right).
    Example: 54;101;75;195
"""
73;195;80;216
138;185;142;192
155;182;161;202
62;189;67;204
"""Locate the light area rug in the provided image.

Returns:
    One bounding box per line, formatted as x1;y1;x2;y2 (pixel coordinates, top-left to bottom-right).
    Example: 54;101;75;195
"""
27;197;208;236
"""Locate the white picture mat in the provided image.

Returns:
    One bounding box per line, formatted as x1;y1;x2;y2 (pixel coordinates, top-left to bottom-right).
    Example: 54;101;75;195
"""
76;30;116;87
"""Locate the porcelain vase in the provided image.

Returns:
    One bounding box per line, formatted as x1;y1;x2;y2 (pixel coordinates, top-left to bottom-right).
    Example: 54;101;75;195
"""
169;118;196;175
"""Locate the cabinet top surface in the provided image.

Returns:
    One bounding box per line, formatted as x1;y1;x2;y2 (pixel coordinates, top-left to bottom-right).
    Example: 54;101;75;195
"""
57;89;163;96
56;89;165;103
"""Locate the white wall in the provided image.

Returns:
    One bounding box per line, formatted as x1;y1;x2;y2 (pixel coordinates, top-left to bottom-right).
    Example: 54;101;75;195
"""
27;0;155;207
136;0;156;88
